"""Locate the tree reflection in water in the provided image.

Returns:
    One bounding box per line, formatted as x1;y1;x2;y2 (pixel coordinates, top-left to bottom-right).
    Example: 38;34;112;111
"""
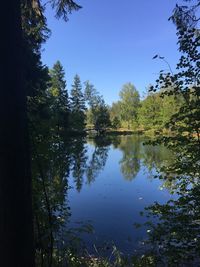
86;136;111;184
33;134;200;266
70;135;172;188
118;135;141;181
32;134;72;266
70;137;88;192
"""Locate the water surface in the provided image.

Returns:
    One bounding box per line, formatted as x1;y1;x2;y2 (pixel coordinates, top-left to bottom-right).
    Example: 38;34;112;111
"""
68;135;174;254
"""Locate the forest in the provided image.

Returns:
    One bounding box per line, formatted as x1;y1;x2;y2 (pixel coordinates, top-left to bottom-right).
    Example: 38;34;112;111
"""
27;59;186;137
1;0;200;266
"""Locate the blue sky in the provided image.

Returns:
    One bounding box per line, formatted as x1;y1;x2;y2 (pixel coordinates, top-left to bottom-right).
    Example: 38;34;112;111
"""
42;0;182;104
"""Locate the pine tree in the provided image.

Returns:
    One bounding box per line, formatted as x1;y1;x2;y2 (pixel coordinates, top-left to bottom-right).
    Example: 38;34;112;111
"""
70;74;86;133
84;81;111;134
49;61;70;135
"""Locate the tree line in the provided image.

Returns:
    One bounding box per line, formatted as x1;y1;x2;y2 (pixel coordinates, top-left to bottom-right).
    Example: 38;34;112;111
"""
35;60;188;137
29;59;111;137
109;83;185;133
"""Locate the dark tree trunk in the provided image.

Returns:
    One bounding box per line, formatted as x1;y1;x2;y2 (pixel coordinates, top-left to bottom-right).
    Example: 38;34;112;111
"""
0;0;34;266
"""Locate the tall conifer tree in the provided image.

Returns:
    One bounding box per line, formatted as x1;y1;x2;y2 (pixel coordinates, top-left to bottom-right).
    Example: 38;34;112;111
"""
49;61;70;134
70;74;86;133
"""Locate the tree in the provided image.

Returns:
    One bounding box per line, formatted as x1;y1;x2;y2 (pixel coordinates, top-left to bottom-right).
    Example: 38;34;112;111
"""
49;60;70;135
138;85;184;132
1;0;81;266
111;116;121;129
84;81;111;134
119;83;140;129
140;1;200;265
109;101;122;129
138;92;163;131
161;92;183;127
70;74;86;133
93;100;111;133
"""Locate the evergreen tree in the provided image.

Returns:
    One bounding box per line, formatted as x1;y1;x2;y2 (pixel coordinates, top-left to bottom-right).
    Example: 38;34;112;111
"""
93;98;111;134
84;81;111;134
49;61;70;135
70;74;86;133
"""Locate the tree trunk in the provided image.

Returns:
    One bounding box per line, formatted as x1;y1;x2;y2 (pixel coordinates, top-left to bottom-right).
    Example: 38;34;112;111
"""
0;0;34;266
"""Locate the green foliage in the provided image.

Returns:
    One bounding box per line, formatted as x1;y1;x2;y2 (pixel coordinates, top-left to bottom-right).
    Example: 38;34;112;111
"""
119;83;140;129
21;0;83;265
48;60;70;135
138;89;183;132
138;92;163;131
70;74;86;133
109;84;185;133
65;245;132;267
138;1;200;265
111;116;121;129
84;81;111;133
49;0;82;21
93;103;111;133
109;101;122;128
32;136;71;267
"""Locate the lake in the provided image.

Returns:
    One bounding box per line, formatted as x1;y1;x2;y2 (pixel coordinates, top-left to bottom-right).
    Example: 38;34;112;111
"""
67;135;175;255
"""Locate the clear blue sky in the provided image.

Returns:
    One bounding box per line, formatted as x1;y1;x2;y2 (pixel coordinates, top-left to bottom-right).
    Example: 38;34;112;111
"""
42;0;182;105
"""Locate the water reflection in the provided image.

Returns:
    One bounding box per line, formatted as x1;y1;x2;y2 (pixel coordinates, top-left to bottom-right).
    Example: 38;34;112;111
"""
32;135;72;266
138;136;200;266
34;134;195;266
118;136;141;180
68;135;176;256
71;137;88;192
86;137;110;184
69;135;173;187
